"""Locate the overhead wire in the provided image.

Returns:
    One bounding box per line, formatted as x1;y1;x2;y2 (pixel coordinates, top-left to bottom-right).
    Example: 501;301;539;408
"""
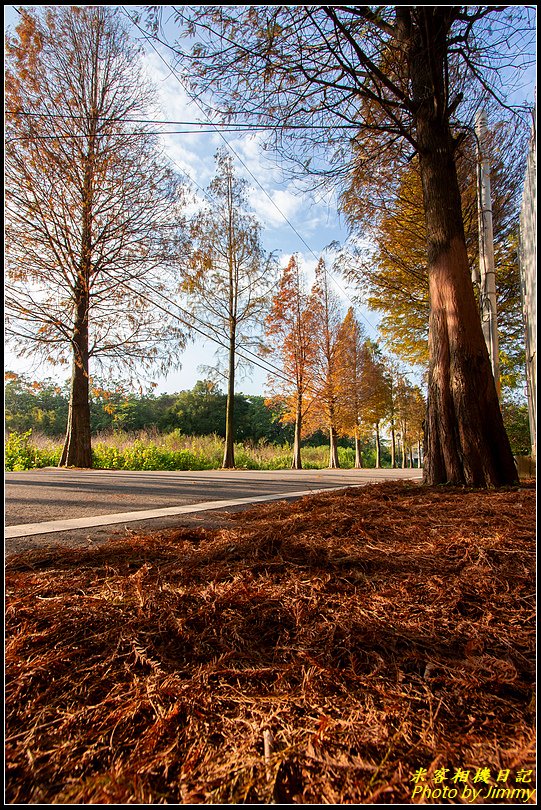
6;129;279;142
120;6;380;338
9;8;379;337
6;109;358;131
98;266;311;393
8;6;382;395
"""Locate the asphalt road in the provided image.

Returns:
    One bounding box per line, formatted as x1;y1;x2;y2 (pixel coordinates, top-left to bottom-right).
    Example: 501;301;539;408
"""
5;467;423;554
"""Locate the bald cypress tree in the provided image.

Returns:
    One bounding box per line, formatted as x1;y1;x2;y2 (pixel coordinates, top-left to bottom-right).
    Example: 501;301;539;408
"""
146;5;534;485
6;7;186;467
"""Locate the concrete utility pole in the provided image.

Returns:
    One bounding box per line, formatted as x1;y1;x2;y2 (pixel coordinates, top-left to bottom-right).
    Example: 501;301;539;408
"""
475;110;500;398
518;117;536;462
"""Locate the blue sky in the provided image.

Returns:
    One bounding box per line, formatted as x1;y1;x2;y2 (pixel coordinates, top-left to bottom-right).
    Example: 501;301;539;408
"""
5;5;375;397
5;6;536;398
138;38;370;394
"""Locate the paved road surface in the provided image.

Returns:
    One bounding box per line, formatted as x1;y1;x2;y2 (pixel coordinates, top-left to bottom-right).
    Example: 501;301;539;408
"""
5;467;422;554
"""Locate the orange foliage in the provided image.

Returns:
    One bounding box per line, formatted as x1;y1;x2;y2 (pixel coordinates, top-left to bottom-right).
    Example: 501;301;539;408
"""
264;255;318;431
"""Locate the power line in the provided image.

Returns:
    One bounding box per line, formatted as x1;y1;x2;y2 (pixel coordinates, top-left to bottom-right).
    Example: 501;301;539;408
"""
9;9;379;337
120;6;380;338
7;129;276;142
6;108;358;131
98;267;302;391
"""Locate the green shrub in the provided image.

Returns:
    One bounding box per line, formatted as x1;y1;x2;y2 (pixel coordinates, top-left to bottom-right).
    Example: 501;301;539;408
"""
35;445;62;468
5;430;36;471
5;430;61;470
6;429;373;472
337;446;355;468
92;443;124;470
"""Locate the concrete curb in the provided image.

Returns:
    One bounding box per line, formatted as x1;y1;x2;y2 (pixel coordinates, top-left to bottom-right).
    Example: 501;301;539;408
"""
5;484;368;539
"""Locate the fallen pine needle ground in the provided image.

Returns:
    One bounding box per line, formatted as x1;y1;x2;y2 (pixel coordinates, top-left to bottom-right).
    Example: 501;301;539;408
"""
5;481;536;804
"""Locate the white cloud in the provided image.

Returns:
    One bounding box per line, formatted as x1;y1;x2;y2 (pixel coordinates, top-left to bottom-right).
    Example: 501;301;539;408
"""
248;185;304;230
139;40;350;259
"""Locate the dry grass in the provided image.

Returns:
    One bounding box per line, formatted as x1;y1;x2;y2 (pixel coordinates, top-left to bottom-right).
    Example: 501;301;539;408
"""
5;480;536;804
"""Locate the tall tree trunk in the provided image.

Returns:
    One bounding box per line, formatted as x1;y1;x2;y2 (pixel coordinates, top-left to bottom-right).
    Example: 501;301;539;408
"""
405;8;518;486
292;396;303;469
222;321;236;469
60;289;92;467
329;425;340;468
419;135;517;485
375;421;381;469
60;120;95;469
222;167;237;470
391;425;396;468
354;425;363;469
417;439;422;469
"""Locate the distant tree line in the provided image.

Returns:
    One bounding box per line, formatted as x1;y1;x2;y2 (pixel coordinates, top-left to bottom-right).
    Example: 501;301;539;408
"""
5;371;531;461
3;373;349;449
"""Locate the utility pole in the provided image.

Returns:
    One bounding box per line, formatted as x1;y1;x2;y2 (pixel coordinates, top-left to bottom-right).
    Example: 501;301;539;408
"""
475;109;500;398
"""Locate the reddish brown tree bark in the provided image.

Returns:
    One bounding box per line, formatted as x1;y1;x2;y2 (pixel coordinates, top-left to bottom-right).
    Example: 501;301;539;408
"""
405;8;518;485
